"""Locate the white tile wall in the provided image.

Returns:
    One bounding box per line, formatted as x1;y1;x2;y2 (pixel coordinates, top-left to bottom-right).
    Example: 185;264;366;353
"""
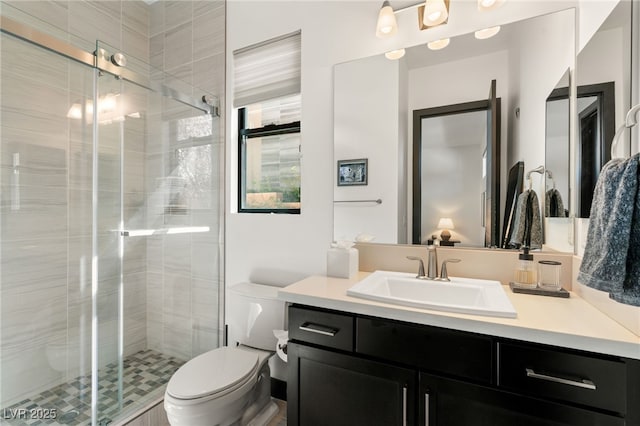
145;0;225;362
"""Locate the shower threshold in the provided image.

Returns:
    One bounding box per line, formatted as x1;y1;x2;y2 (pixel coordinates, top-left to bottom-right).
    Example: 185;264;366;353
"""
1;349;183;425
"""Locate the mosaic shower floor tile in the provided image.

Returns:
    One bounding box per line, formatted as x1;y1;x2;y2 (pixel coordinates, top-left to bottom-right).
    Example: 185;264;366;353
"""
1;350;183;426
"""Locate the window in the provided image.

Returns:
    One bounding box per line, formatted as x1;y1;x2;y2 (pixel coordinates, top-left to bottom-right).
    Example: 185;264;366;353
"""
238;94;301;213
234;31;301;213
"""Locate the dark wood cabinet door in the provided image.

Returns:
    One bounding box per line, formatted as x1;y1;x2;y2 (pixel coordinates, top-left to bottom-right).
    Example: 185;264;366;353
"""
420;373;624;426
288;343;416;426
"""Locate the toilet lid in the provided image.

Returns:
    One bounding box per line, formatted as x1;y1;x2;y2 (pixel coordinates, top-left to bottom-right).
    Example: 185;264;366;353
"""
167;346;259;400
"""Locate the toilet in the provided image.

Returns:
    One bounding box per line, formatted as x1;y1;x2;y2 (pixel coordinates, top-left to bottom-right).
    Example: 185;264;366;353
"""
164;282;285;426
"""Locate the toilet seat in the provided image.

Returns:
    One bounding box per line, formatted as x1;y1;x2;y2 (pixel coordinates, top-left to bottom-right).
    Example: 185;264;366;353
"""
166;346;260;400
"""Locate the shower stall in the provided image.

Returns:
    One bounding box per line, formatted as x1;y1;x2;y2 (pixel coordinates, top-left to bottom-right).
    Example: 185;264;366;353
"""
1;4;224;425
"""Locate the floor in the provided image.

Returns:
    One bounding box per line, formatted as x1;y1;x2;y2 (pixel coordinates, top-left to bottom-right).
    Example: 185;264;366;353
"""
122;397;287;426
1;350;183;426
266;399;287;426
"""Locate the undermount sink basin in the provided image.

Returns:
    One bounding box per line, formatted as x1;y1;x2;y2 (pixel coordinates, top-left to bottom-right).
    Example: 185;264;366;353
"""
347;271;517;318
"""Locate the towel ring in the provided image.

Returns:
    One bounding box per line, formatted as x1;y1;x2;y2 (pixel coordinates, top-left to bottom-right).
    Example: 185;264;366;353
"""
526;165;545;190
545;169;556;190
610;103;640;159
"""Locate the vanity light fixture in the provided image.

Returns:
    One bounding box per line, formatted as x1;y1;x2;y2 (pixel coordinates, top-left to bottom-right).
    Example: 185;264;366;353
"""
375;0;449;38
385;48;406;60
477;0;506;12
475;26;501;39
376;0;398;38
427;38;450;50
422;0;449;27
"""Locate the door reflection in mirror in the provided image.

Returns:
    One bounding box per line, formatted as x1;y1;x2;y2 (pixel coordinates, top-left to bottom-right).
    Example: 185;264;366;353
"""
412;83;500;248
546;82;615;218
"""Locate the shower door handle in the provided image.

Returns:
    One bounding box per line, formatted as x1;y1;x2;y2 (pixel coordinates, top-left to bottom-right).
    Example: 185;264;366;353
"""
481;192;486;227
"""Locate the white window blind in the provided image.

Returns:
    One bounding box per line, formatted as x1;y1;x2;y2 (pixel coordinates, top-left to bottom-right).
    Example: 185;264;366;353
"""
233;31;301;108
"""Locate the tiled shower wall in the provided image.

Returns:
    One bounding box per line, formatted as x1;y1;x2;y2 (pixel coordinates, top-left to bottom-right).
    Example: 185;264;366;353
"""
0;0;225;407
145;0;225;361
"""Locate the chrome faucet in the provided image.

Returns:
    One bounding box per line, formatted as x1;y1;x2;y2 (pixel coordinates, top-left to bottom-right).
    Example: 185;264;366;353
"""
438;258;461;281
406;256;426;278
426;245;438;279
407;245;462;281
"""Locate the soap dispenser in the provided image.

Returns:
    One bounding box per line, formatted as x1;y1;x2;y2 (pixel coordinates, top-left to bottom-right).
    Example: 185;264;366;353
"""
513;247;537;288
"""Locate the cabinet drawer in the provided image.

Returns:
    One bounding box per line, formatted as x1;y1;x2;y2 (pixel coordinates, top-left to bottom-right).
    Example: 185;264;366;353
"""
288;305;354;352
357;317;493;383
498;342;627;414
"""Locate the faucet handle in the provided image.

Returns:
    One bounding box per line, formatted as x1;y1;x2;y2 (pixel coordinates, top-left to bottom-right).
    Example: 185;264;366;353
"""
439;258;461;281
406;256;426;278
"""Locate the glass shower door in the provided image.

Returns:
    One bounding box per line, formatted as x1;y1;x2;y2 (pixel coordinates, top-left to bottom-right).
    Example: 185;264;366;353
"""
93;42;221;423
0;28;97;425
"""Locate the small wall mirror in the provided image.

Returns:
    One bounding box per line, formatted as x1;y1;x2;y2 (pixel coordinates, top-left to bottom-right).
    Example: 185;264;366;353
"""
575;0;632;217
545;70;571;219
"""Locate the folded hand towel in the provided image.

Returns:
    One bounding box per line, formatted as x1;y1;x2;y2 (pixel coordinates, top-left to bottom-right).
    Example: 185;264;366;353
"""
509;189;543;249
545;188;566;218
578;154;640;306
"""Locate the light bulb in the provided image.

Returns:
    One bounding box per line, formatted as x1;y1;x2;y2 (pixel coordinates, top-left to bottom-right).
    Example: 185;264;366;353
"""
427;38;450;50
423;0;448;27
475;26;501;39
376;1;398;38
478;0;505;11
385;49;406;60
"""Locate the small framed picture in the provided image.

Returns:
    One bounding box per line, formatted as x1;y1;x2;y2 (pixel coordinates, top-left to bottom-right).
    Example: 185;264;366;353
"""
337;158;368;186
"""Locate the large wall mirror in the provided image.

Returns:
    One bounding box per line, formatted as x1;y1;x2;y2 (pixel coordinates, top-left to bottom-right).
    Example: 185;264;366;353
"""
334;8;575;250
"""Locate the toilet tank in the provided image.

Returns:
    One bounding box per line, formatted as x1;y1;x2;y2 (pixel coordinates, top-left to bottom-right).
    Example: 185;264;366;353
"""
226;282;285;351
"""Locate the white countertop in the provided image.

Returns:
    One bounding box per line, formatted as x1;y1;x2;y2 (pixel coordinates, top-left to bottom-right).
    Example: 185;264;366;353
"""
278;272;640;360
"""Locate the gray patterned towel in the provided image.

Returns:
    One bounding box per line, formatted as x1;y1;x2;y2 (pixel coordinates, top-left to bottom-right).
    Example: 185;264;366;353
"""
545;188;566;217
509;189;543;249
578;154;640;306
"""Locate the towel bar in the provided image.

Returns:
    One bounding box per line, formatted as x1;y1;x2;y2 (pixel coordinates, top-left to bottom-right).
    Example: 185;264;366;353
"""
334;199;382;204
611;103;640;159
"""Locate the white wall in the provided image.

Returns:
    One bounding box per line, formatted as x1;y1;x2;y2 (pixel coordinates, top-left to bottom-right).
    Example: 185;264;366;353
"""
334;55;401;244
225;1;579;288
510;9;576;173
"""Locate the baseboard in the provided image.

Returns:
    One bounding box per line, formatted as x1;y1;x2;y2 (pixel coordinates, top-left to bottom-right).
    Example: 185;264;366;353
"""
270;377;287;401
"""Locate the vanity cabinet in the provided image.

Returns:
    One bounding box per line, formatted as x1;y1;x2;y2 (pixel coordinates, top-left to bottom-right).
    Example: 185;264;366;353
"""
288;343;416;426
287;304;638;426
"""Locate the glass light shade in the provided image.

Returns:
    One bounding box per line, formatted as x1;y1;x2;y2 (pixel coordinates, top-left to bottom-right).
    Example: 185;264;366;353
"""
475;26;501;39
437;217;455;230
427;38;450;50
478;0;505;11
423;0;448;27
384;48;406;60
376;1;398;38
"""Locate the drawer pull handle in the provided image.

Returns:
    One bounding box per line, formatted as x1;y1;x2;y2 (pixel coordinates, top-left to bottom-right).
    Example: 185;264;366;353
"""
402;386;407;426
425;393;430;426
299;323;338;337
525;368;596;390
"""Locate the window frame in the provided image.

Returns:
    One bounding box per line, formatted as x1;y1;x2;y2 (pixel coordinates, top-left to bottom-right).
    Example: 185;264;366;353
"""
237;107;301;214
